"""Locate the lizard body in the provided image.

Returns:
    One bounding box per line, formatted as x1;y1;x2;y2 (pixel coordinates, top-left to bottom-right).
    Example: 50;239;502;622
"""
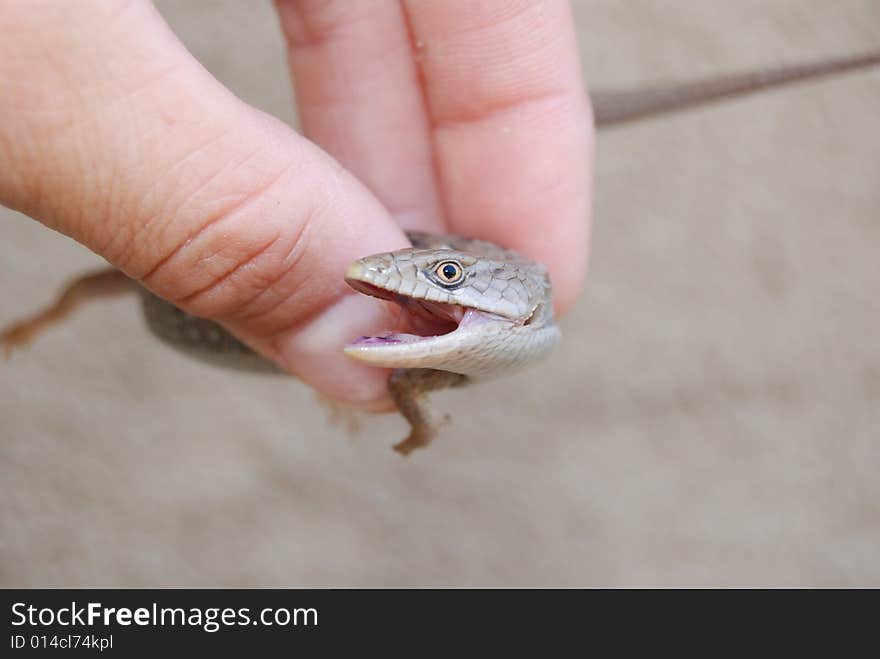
138;230;559;454
3;51;878;453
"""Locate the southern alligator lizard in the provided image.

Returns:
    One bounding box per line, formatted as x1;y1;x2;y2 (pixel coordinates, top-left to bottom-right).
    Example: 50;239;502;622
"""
141;230;558;454
3;51;878;454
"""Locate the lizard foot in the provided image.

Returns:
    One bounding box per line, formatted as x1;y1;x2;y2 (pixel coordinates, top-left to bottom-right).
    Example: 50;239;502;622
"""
392;412;450;456
1;318;47;357
392;438;422;456
387;369;466;456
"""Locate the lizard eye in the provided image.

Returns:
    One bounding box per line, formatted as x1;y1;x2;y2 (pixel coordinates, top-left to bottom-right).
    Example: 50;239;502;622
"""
434;260;464;285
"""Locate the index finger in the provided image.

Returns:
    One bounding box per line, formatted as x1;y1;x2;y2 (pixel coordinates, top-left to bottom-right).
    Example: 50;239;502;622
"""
404;0;593;312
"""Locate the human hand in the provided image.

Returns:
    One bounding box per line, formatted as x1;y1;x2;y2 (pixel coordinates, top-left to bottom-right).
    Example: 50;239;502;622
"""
0;0;592;408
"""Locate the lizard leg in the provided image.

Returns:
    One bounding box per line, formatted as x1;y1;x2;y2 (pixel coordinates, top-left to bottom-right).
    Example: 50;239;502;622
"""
387;368;469;456
1;267;133;357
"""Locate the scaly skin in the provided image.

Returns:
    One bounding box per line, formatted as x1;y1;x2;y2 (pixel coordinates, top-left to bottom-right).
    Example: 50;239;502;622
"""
342;231;560;453
145;230;561;454
343;232;559;377
0;231;560;454
3;51;878;454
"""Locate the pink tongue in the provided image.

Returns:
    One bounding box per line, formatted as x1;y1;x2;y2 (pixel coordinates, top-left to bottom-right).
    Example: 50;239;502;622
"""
350;333;422;346
349;309;492;347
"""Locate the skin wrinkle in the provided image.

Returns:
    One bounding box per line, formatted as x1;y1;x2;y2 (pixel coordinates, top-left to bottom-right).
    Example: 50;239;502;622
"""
129;139;272;280
139;157;297;294
115;127;234;259
20;116;99;235
3;9;193;168
0;4;144;98
0;1;414;406
174;152;391;332
109;60;187;104
82;61;187;124
427;34;567;108
7;74;236;269
179;212;314;334
33;10;273;270
279;0;445;233
280;0;592;310
276;1;326;47
404;0;571;91
67;3;190;97
226;220;319;329
174;232;286;307
429;87;574;131
398;0;591;312
0;0;590;406
229;270;321;334
95;73;205;252
406;0;540;37
276;0;376;50
61;132;121;251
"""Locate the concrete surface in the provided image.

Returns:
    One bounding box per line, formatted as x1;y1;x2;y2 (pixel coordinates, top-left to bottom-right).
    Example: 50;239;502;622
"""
1;1;878;586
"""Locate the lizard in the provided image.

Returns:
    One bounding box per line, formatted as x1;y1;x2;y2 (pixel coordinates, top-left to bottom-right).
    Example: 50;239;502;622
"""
2;50;879;454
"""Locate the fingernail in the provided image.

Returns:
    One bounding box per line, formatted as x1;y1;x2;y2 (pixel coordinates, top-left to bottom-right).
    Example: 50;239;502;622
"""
276;293;394;405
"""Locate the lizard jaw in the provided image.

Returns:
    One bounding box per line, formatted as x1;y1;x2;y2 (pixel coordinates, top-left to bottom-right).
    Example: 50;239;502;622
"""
341;278;500;360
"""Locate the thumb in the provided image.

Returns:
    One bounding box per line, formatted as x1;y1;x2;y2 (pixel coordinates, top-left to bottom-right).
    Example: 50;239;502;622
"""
0;1;407;406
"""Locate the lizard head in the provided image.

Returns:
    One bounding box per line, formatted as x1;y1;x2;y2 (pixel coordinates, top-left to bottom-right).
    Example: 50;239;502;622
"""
342;237;554;370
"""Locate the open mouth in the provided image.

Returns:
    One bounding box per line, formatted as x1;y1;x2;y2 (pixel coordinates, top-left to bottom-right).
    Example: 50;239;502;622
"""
345;279;469;347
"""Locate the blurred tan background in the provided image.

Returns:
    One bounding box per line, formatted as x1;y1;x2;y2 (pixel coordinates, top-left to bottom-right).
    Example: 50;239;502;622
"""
1;1;878;586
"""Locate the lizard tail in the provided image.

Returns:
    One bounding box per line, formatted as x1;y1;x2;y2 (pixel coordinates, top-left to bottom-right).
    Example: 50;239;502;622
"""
592;50;880;127
1;267;134;357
